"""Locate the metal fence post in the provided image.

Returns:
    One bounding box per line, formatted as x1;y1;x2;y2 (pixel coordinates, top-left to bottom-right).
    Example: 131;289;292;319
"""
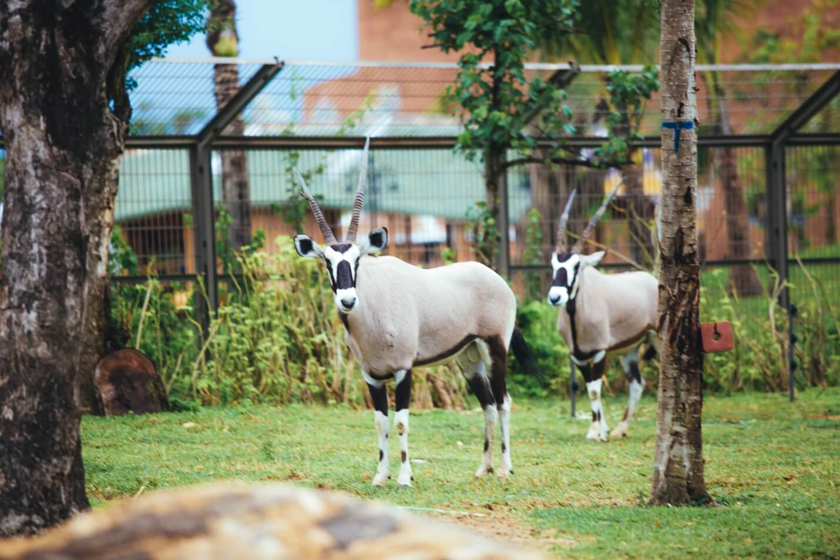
189;145;217;335
187;60;283;334
766;142;792;400
766;71;840;401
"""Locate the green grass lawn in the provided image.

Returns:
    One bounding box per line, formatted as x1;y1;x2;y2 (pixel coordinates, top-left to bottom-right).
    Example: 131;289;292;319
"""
82;388;840;558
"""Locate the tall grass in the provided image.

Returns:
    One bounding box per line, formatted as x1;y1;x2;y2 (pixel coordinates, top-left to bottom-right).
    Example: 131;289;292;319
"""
113;237;468;410
110;236;839;410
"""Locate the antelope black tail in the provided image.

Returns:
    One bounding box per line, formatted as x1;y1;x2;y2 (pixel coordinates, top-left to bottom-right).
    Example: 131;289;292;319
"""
510;326;549;389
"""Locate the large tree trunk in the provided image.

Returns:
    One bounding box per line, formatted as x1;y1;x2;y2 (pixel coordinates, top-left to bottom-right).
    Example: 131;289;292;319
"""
651;0;710;506
207;0;251;258
0;0;151;536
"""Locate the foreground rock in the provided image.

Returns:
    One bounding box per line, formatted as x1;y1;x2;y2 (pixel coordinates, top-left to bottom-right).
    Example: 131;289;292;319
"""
94;348;169;415
0;484;545;559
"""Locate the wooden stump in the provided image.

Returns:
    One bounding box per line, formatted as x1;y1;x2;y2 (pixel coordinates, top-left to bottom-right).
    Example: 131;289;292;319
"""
94;348;169;416
0;484;546;559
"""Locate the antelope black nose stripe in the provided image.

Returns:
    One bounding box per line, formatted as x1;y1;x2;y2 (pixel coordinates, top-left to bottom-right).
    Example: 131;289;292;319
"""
335;260;354;290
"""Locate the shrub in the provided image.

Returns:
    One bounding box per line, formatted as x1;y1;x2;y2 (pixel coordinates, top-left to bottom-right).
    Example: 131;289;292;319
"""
110;230;838;409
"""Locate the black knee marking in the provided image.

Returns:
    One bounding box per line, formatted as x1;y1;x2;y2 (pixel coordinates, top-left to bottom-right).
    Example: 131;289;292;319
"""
501;442;507;454
591;410;602;422
368;382;388;416
484;440;490;452
379;449;384;462
395;369;412;412
466;374;496;409
401;451;407;463
579;356;606;384
627;360;642;384
487;336;508;407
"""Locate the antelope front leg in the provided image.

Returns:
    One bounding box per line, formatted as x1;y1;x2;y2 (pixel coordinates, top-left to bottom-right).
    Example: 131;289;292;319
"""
578;352;609;442
394;369;413;487
365;374;390;486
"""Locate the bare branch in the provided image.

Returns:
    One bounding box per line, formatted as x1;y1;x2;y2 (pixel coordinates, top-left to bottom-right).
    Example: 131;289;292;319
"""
505;156;604;169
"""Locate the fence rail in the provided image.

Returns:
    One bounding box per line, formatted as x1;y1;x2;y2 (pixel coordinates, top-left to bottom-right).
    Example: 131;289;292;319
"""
1;60;839;400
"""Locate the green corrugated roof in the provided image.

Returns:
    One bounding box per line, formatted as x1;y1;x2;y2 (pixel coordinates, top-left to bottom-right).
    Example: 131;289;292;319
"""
116;148;532;223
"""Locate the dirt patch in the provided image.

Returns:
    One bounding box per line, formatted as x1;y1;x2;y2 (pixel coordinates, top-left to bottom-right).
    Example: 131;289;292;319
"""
425;505;587;553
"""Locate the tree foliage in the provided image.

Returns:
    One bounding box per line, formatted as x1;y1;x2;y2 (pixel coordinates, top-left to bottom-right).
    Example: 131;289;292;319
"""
127;0;209;72
540;0;660;64
108;0;209;119
411;0;578;159
410;0;659;170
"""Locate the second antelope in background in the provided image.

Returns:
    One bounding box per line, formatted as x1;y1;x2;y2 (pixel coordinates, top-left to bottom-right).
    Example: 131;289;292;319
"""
548;183;658;441
292;139;543;486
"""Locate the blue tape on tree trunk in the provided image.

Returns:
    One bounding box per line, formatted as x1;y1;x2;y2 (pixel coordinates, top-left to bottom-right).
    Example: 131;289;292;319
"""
661;121;695;152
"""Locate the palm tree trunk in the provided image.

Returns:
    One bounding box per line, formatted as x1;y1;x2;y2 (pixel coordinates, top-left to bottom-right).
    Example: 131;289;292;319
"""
651;0;710;506
710;74;762;296
610;80;655;268
624;154;655;267
207;0;251;256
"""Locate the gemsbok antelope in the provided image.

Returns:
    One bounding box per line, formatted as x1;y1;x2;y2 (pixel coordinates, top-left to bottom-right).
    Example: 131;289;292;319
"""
295;139;538;486
293;140;541;486
548;183;658;441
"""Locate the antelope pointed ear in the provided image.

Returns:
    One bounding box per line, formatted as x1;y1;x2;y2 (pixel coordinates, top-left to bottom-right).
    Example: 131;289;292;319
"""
294;235;323;259
359;227;388;255
581;251;606;267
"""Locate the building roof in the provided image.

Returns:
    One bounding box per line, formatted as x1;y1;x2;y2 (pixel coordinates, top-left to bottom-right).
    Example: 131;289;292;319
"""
116;147;535;223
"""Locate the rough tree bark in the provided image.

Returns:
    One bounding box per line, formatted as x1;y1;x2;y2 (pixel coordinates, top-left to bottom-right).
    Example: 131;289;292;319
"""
207;0;252;254
651;0;711;505
0;0;152;536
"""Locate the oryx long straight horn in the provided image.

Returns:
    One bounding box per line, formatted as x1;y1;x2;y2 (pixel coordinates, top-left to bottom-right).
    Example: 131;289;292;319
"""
556;189;577;253
296;170;337;246
346;137;370;243
571;178;625;254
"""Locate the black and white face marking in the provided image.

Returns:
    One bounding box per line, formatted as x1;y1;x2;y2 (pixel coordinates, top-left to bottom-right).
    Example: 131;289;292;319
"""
323;243;362;313
293;227;389;316
548;253;581;307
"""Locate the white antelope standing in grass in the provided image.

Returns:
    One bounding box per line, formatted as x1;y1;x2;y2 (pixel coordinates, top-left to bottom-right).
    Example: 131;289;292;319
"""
293;139;542;487
548;184;658;441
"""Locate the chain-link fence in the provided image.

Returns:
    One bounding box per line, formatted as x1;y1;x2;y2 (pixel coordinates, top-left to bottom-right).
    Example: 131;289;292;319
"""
1;59;838;393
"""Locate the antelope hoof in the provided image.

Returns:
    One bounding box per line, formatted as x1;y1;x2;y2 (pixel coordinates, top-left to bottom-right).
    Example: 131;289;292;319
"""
611;422;629;439
397;469;413;487
586;427;608;442
474;465;493;478
497;467;511;480
372;472;390;487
